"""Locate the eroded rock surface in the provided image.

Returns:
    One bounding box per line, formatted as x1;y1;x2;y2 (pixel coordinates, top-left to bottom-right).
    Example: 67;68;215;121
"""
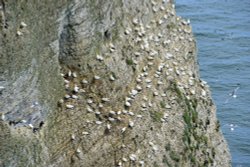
0;0;231;166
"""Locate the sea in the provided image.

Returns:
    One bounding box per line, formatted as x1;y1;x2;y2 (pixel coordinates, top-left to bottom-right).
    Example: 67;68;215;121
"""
176;0;250;166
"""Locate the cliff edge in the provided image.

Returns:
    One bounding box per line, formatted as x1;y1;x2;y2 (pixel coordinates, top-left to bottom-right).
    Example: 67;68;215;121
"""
0;0;231;166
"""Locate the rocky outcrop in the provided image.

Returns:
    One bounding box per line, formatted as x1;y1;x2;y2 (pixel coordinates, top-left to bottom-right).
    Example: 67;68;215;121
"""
0;0;231;166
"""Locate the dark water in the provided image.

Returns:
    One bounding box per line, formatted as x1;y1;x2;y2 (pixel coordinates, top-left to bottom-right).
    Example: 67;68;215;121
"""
176;0;250;166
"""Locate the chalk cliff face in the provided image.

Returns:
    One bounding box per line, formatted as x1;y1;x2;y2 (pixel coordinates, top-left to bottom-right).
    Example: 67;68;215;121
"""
0;0;231;166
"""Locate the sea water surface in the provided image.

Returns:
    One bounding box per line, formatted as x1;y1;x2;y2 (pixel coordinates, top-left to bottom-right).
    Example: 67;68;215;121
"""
176;0;250;166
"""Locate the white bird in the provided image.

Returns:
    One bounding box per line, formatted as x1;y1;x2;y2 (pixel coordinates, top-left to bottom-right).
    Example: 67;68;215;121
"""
230;86;240;98
66;104;74;109
225;86;240;104
121;127;126;133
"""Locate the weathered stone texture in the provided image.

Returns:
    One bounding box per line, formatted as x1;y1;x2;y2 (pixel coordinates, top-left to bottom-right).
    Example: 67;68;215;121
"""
0;0;231;167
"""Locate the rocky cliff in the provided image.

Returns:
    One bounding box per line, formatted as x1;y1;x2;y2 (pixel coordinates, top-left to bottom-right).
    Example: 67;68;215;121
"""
0;0;231;166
